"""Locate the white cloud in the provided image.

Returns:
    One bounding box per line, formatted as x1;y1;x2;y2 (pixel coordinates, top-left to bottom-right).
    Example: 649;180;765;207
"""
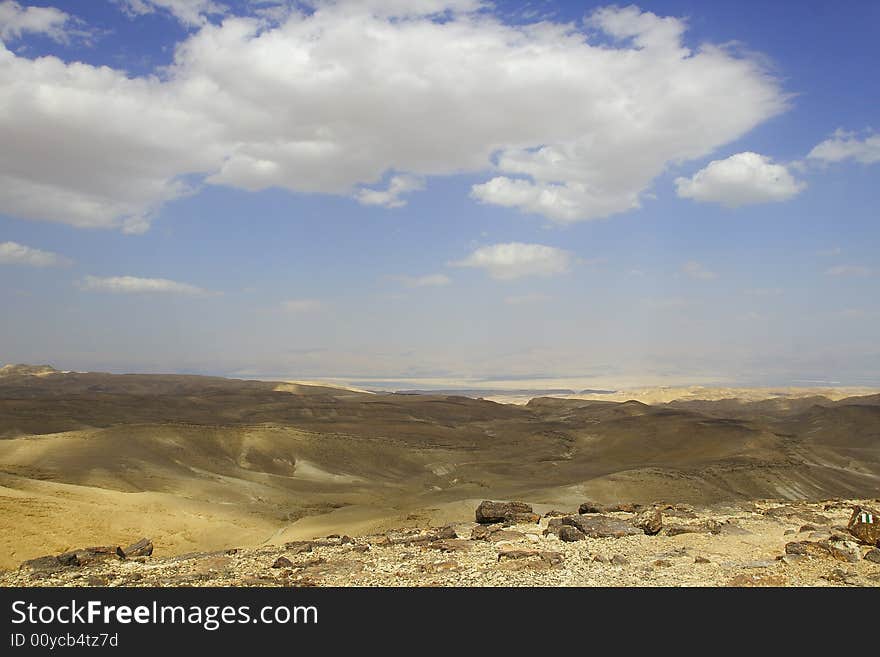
504;293;551;305
0;1;71;42
281;298;324;312
817;246;841;257
0;3;787;231
392;273;451;288
356;174;425;208
825;265;872;277
681;261;717;280
115;0;228;27
807;129;880;165
452;242;571;280
0;240;69;266
79;275;210;295
675;152;805;207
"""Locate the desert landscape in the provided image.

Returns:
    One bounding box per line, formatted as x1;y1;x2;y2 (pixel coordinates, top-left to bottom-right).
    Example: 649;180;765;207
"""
1;363;877;586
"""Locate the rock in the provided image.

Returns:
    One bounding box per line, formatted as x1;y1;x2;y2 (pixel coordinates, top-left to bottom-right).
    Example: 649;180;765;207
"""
471;525;499;540
784;541;830;558
609;503;642;513
487;530;526;543
430;539;472;553
544;510;568;518
122;538;153;558
578;501;607;514
653;559;673;568
777;554;806;565
610;554;629;566
351;545;370;553
592;554;609;563
432;525;458;540
847;505;880;546
562;514;643;538
799;524;817;532
558;526;586;542
272;556;293;568
633;508;663;535
284;541;314;555
784;529;796;535
694;556;711;564
827;539;861;563
20;555;63;573
864;549;880;564
475;500;533;524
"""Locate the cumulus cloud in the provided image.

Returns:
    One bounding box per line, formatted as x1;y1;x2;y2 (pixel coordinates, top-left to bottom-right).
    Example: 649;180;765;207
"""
114;0;228;27
675;152;805;207
681;261;717;280
281;298;324;312
0;1;71;42
391;273;451;288
0;240;69;266
452;242;571;280
0;3;786;231
825;265;872;277
356;175;425;208
807;129;880;165
79;275;210;295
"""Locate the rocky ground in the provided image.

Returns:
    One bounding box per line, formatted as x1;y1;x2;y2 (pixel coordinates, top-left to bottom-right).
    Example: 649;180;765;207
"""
2;499;878;587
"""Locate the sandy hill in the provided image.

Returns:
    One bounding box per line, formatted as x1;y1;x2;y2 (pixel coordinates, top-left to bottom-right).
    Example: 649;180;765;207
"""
0;368;878;570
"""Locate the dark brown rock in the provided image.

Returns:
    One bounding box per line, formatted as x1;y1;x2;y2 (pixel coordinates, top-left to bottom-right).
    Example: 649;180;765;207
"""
430;539;472;553
283;541;314;555
578;502;607;514
694;556;711;564
20;555;63;573
432;525;458;540
562;514;643;538
122;538;153;558
475;500;533;524
558;525;586;542
272;556;293;568
610;554;629;566
864;549;880;564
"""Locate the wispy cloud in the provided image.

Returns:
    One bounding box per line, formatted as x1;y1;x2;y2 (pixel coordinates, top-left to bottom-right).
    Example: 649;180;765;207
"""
79;275;211;295
390;273;451;288
808;129;880;165
0;241;70;267
681;261;717;280
451;242;571;281
825;265;872;277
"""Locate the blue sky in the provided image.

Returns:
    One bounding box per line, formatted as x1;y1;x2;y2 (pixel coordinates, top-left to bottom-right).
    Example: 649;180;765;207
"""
1;0;878;388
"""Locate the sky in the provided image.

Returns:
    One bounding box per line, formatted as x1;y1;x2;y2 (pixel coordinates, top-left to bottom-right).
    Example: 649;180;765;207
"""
0;0;878;389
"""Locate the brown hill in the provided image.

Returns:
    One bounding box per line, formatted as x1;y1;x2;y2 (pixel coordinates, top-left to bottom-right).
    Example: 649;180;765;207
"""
0;369;878;569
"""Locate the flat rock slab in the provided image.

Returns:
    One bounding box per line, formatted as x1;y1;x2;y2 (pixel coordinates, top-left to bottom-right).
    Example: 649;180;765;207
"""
562;515;643;538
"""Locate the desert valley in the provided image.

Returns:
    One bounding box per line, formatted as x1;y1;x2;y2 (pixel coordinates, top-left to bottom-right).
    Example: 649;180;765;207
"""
0;363;877;587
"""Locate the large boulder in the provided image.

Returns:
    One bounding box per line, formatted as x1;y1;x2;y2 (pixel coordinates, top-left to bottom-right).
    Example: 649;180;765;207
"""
847;505;880;546
562;515;643;538
475;500;534;524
